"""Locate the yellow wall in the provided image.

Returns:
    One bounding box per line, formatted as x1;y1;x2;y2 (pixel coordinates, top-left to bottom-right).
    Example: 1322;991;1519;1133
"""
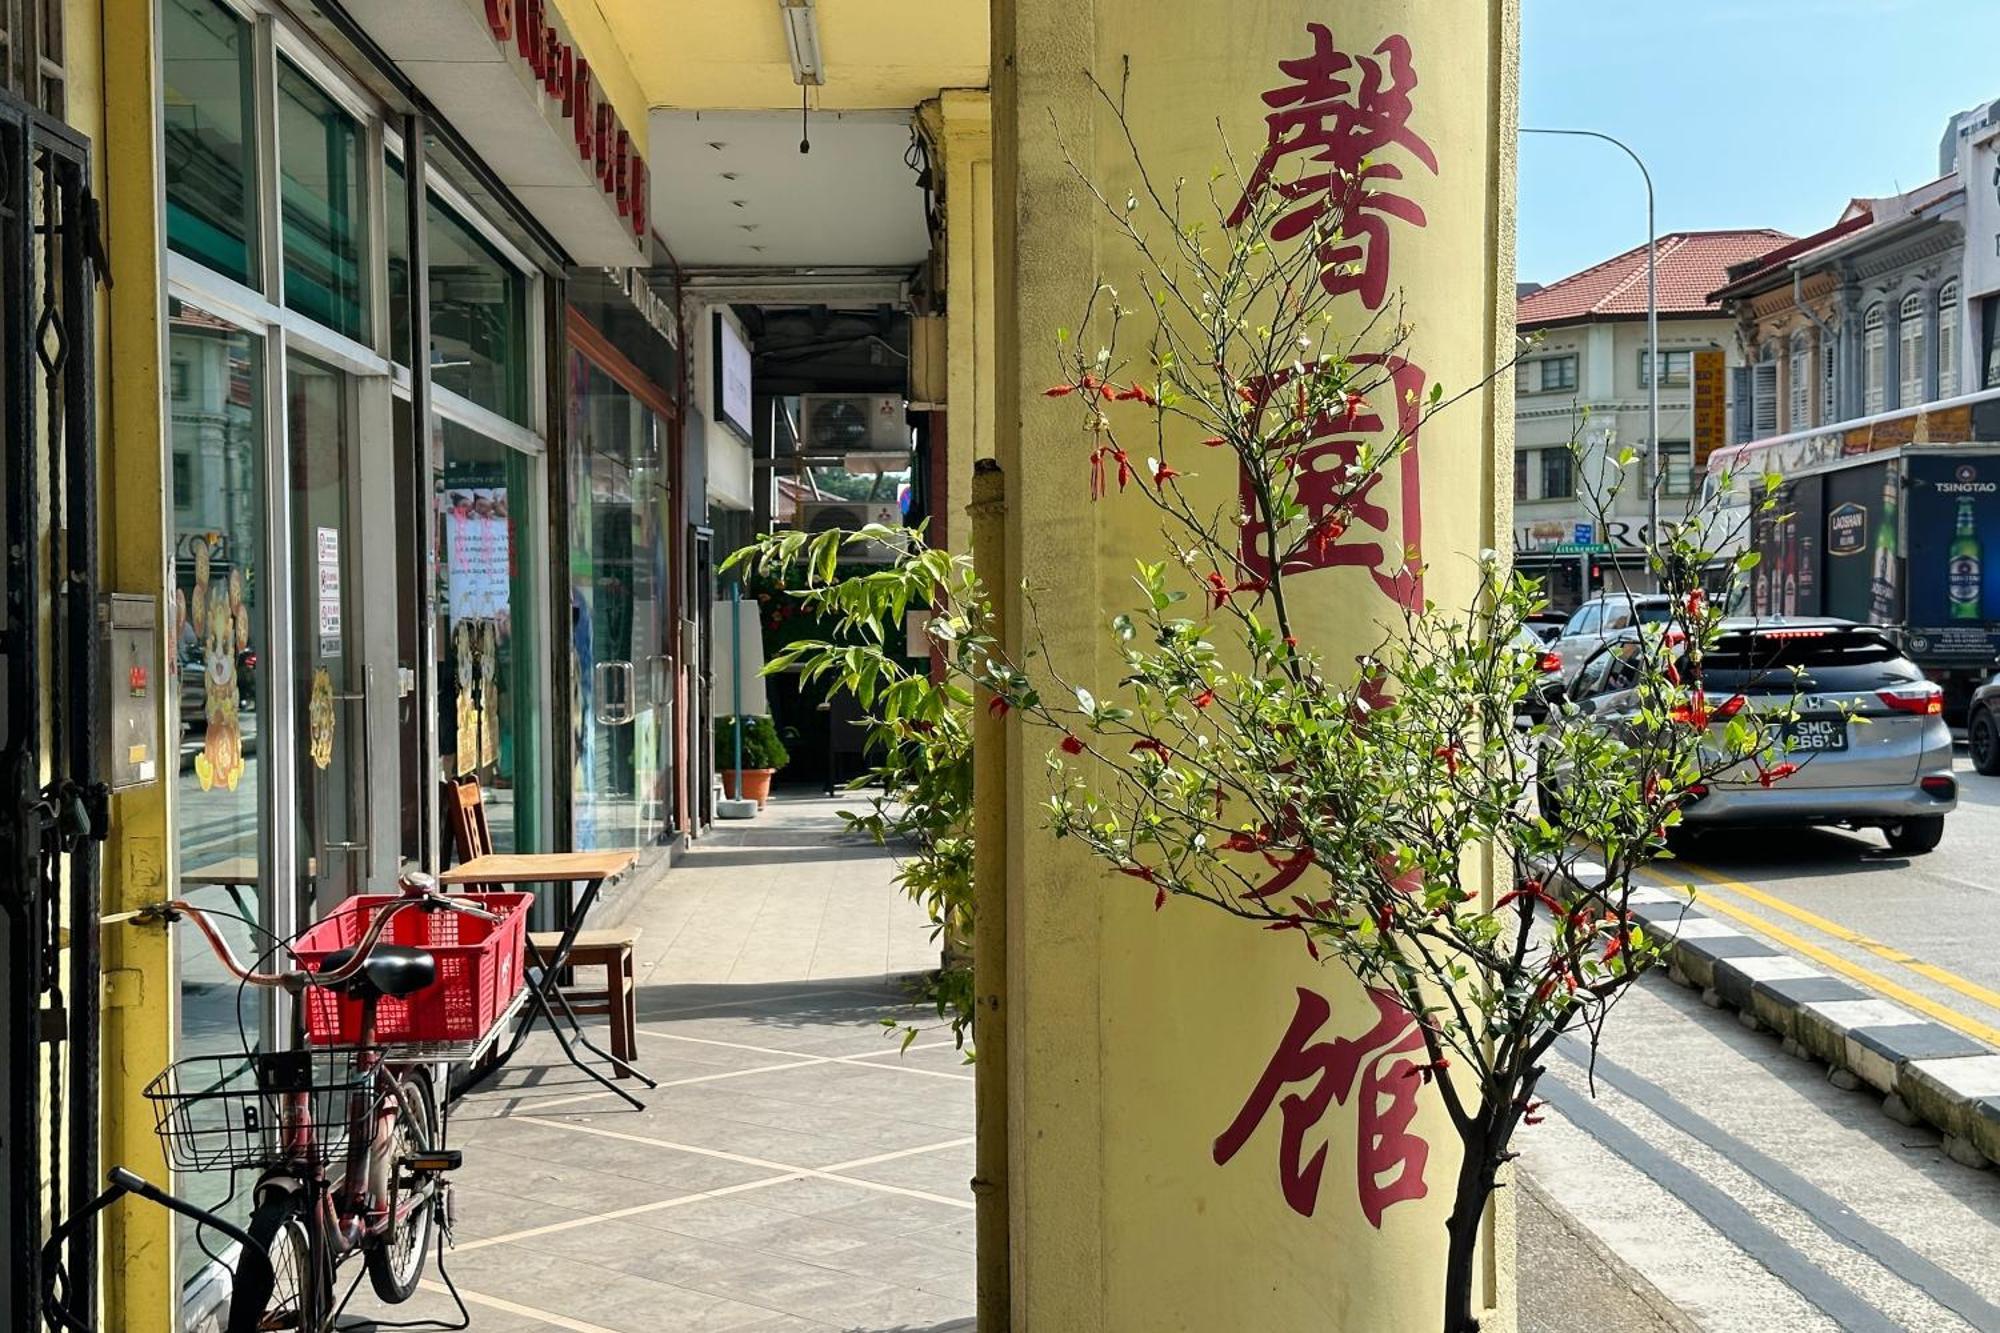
99;0;178;1323
992;2;1519;1327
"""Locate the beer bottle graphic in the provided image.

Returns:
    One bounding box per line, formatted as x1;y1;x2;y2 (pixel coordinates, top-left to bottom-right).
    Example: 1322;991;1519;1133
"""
1950;496;1982;620
1868;470;1898;624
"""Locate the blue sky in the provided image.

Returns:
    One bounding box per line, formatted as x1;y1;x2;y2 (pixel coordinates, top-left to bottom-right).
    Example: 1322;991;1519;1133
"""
1519;0;2000;285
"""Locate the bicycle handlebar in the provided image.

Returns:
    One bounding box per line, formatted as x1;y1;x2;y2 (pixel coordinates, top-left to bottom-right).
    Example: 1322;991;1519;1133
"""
42;1168;272;1333
121;873;505;992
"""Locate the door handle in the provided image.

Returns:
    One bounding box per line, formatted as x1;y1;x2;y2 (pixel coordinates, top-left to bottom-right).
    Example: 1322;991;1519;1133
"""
321;664;374;856
594;660;636;725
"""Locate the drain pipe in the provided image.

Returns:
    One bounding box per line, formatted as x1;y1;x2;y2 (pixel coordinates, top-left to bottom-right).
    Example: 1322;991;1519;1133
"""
967;458;1011;1331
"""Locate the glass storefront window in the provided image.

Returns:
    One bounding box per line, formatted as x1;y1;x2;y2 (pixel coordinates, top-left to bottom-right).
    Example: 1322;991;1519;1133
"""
437;421;542;852
567;350;670;852
429;197;528;423
167;298;267;1284
277;57;369;341
162;0;259;288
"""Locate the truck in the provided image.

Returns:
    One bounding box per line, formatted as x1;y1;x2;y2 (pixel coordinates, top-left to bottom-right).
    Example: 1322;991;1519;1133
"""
1746;446;2000;721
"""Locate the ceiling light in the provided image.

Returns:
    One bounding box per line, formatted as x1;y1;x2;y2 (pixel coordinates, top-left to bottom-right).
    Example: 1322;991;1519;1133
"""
779;0;823;86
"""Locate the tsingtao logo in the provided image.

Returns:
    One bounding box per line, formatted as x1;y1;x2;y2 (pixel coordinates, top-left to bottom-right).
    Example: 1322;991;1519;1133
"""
1934;462;1997;495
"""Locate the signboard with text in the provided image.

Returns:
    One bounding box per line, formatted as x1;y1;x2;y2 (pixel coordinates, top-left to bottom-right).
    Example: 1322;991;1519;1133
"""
1692;348;1726;466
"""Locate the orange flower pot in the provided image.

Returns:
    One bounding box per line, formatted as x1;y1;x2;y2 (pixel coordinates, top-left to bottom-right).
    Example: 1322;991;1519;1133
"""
722;768;775;808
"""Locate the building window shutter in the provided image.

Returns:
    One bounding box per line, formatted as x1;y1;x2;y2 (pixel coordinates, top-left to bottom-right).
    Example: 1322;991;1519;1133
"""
1752;362;1779;438
1730;365;1755;444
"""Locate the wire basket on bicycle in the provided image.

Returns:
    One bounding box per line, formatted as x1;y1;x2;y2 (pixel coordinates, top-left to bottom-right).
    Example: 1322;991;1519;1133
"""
143;1046;384;1174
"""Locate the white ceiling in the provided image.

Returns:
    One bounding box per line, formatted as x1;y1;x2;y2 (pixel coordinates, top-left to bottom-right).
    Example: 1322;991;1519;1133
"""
649;109;929;269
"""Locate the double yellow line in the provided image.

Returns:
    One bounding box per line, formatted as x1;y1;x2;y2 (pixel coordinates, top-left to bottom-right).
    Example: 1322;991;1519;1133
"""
1640;862;2000;1048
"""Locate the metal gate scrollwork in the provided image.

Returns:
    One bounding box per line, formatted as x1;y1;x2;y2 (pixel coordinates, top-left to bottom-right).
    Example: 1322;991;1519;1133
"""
0;86;103;1333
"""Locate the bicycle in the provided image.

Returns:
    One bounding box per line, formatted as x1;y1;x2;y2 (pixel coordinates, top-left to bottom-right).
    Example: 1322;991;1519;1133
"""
128;873;513;1331
41;1166;273;1333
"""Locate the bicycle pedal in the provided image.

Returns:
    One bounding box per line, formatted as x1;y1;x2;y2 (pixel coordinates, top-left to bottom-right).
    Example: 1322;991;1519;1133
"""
403;1148;462;1172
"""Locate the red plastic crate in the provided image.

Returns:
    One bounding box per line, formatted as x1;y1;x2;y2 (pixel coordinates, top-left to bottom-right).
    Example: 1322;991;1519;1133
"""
295;892;532;1049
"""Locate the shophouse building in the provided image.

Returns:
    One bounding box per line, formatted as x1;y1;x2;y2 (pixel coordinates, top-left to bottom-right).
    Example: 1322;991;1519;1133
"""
3;3;1520;1329
1515;230;1788;607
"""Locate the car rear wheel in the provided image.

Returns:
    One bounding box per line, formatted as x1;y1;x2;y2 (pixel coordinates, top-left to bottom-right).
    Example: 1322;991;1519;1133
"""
1971;707;2000;776
1884;815;1945;855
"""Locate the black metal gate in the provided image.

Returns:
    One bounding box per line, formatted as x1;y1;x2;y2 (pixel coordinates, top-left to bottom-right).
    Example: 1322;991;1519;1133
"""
0;89;102;1333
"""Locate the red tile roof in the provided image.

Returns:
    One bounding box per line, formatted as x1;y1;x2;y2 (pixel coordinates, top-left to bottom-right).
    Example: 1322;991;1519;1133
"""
1518;229;1793;329
1706;209;1875;302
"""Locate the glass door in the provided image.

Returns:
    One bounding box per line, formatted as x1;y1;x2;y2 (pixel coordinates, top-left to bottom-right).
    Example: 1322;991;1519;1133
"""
287;354;367;915
568;353;666;853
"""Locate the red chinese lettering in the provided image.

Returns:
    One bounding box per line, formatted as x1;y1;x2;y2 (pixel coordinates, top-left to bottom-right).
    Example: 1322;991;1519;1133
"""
1213;986;1430;1226
483;0;513;42
573;62;594;161
596;104;616;186
1228;25;1437;311
615;128;632;216
629;158;648;239
1237;354;1426;610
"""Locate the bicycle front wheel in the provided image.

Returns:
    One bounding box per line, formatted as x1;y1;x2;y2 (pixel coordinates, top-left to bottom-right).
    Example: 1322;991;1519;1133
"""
234;1190;318;1333
366;1069;439;1303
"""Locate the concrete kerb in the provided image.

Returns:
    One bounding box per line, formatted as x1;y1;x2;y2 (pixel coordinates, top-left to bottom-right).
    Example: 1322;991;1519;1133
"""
1544;857;2000;1172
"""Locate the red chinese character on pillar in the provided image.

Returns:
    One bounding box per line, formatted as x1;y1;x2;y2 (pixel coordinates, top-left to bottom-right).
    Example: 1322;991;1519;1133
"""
1213;986;1431;1226
1237;354;1426;610
1227;25;1437;311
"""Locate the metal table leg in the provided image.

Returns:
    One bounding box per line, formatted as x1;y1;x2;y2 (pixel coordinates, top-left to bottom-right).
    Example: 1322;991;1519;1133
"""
493;877;656;1105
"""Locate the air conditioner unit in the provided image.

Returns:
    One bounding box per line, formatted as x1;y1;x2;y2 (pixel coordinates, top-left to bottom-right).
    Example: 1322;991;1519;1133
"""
798;394;907;454
794;499;907;564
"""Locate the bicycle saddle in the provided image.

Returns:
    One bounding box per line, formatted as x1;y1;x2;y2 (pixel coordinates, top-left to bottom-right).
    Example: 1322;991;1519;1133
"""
319;944;436;999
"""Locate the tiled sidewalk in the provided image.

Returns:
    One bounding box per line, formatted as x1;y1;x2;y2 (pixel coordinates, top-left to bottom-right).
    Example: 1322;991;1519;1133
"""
346;796;974;1333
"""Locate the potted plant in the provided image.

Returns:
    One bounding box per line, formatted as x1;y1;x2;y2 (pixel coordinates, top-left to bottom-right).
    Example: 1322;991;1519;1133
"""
715;714;789;808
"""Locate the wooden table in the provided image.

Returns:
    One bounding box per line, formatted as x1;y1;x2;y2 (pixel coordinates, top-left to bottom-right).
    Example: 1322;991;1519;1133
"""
440;850;654;1107
180;855;260;925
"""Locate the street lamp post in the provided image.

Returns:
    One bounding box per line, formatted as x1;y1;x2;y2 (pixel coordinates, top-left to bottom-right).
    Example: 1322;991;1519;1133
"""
1521;127;1659;569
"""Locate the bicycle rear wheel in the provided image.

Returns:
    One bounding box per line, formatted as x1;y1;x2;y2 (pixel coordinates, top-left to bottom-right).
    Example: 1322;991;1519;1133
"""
366;1069;439;1303
234;1190;318;1333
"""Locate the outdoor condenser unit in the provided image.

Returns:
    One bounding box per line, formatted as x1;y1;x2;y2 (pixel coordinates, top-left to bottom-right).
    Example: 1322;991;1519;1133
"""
797;393;908;454
793;499;906;564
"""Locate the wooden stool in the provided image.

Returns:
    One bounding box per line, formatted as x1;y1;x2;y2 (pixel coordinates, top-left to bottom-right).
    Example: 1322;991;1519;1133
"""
528;927;640;1076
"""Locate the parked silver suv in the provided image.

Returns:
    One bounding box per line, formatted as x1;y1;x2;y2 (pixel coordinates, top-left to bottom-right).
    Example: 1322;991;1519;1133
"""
1549;619;1956;854
1546;593;1677;687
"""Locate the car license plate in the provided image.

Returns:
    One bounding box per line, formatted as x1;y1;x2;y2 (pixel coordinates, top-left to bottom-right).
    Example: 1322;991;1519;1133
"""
1784;717;1847;752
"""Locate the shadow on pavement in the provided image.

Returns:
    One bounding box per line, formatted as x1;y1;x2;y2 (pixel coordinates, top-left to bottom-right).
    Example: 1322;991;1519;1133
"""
1672;825;1913;881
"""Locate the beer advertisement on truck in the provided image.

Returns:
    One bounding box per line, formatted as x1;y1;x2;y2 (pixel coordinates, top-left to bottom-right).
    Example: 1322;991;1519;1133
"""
1903;453;2000;662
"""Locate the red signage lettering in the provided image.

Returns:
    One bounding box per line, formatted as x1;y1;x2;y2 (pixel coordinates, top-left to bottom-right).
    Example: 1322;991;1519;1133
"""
595;104;615;187
1229;25;1436;312
1213;986;1431;1226
478;6;648;246
572;60;593;161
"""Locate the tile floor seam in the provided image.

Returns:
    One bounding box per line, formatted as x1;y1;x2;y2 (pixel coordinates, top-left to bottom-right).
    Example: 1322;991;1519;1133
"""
510;1115;978;1209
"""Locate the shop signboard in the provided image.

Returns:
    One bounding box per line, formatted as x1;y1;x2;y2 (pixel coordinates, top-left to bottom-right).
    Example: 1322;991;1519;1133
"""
714;313;754;442
1692;348;1726;466
1905;454;2000;660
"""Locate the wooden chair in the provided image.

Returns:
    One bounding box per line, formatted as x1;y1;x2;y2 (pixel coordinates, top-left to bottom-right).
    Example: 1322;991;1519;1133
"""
441;775;640;1076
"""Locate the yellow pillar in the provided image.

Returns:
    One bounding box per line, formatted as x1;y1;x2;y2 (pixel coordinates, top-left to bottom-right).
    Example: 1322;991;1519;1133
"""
99;0;178;1324
920;89;996;555
991;2;1518;1328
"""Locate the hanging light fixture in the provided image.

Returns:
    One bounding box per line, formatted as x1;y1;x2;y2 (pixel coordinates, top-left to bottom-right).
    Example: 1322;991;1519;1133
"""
779;0;822;153
779;0;823;86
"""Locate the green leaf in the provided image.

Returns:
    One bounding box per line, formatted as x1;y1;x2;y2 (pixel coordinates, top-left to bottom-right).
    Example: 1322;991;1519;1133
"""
1736;550;1762;571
